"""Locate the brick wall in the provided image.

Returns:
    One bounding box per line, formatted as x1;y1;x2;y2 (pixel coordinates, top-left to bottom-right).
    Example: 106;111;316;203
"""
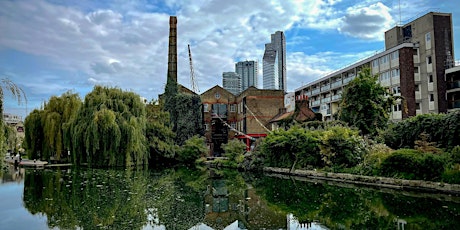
399;47;416;117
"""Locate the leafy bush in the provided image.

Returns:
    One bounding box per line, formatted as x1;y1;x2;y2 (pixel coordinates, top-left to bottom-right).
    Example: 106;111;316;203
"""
222;139;246;163
442;169;460;184
177;135;207;163
319;126;367;168
381;111;460;150
379;149;446;181
301;120;348;130
359;143;393;175
260;125;322;169
450;146;460;164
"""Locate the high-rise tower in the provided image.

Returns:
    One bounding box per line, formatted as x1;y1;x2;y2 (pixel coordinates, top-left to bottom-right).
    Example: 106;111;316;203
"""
167;16;177;82
235;60;258;91
263;31;286;92
222;72;241;95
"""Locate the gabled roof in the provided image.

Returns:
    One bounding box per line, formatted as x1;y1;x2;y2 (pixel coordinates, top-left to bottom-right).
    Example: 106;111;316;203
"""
200;85;235;96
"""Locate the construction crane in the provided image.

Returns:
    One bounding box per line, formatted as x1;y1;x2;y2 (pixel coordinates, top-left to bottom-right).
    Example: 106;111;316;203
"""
188;44;199;93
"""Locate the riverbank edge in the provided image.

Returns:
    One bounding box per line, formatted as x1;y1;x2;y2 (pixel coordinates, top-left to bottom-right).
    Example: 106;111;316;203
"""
263;167;460;195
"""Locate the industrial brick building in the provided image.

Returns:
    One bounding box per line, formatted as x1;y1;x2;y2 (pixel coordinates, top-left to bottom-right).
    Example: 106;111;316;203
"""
295;12;456;120
201;86;284;156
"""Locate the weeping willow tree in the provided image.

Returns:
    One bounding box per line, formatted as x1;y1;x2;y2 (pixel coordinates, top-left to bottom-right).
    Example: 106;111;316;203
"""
23;92;81;161
68;86;148;167
24;109;44;160
0;78;27;155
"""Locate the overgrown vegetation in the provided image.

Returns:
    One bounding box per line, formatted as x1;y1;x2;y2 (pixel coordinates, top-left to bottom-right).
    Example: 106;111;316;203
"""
338;68;403;136
380;111;460;150
23;84;205;167
0;78;27;155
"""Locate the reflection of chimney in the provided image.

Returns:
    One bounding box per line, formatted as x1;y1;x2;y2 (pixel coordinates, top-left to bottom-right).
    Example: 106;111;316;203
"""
168;16;177;82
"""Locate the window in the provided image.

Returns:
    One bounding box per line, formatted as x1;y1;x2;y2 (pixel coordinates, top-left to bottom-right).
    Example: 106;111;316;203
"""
392;68;400;78
413;48;418;56
230;104;236;112
380;55;389;64
430;94;434;102
428;75;433;83
390;50;399;60
231;122;236;129
204;124;209;131
380;71;390;81
203;104;209;112
415;84;420;92
414;67;419;73
425;32;431;42
393;104;402;112
427;56;432;64
392;86;401;94
372;59;379;67
416;103;420;110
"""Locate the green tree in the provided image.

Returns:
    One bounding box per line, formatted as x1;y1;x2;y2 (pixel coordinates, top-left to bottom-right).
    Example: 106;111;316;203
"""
68;86;148;167
338;68;401;136
145;101;178;163
23;92;81;161
319;125;367;168
222;139;247;162
177;135;207;163
0;78;27;154
260;125;322;170
24;109;44;160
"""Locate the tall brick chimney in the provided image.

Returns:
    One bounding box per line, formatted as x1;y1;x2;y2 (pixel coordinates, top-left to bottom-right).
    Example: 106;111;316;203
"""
167;16;177;82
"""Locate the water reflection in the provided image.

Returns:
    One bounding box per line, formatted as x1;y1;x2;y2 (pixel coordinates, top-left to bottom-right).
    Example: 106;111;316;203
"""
8;166;460;229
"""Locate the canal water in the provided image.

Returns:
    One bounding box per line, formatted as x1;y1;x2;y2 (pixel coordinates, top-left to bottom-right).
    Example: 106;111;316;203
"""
0;165;459;230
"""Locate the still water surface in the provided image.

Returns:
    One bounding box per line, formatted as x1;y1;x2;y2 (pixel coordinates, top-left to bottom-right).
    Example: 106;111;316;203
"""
0;165;459;230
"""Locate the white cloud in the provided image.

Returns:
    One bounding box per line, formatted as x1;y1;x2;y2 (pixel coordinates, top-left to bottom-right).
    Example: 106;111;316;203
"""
0;0;400;117
338;2;395;40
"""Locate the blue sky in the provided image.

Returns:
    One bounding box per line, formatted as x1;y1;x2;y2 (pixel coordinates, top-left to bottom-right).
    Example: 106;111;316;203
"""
1;0;460;119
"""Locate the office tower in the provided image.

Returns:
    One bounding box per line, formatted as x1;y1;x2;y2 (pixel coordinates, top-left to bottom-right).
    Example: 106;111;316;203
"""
235;60;258;91
222;72;241;95
263;31;286;92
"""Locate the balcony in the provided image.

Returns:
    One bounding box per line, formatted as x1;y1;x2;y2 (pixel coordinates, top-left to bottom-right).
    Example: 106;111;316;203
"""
321;84;330;92
311;88;320;95
448;81;460;90
322;97;331;103
331;94;342;101
331;81;342;88
343;77;352;84
414;73;420;82
448;100;460;110
428;82;434;92
429;101;435;111
311;100;321;106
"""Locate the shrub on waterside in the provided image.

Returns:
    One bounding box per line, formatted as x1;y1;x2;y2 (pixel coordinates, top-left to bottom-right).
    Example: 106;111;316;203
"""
319;125;367;168
379;149;445;181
